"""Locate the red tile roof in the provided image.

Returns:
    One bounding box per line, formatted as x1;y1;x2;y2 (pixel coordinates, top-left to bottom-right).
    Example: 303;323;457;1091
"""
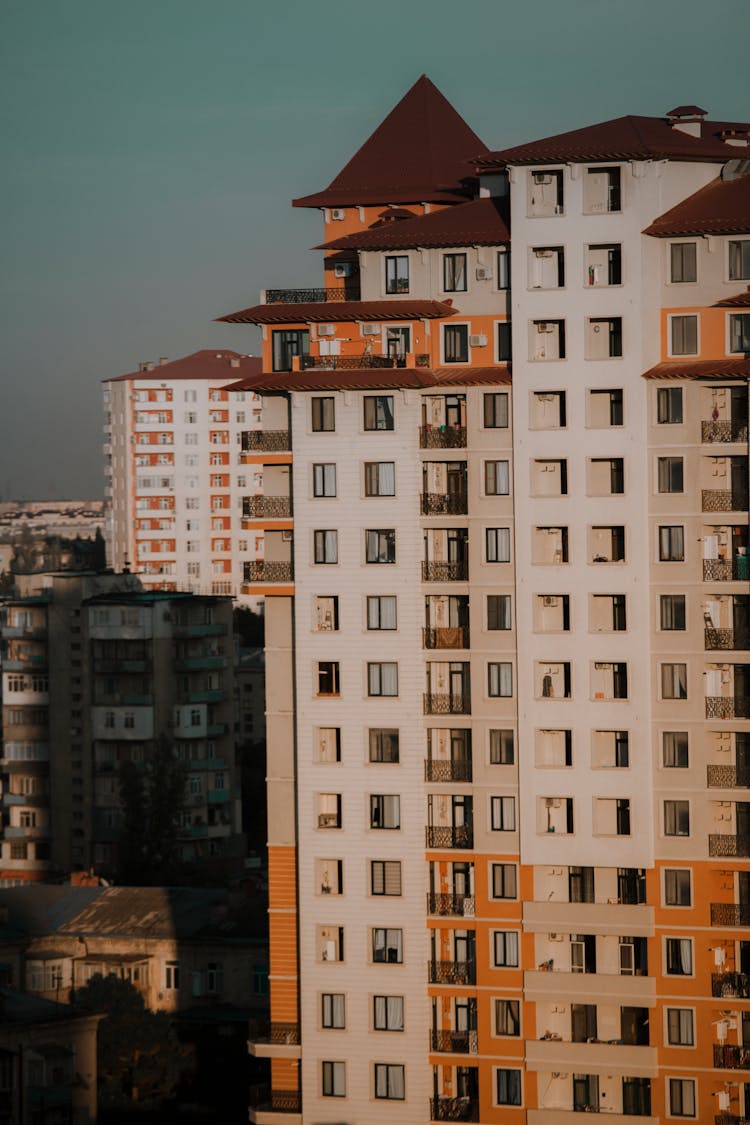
224;365;510;394
643;173;750;237
716;287;750;308
477;115;750;168
318;197;510;252
216;300;458;325
643;357;750;380
293;76;487;209
106;350;262;383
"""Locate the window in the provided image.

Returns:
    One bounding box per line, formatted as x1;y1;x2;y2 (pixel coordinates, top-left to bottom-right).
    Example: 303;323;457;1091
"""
317;793;341;829
664;800;690;836
367;596;397;630
587;316;623;358
314;595;339;631
669;1078;696;1117
487;595;512;630
670;242;697;283
589;457;624;494
443;253;467;292
591;729;628;768
670;315;698;356
488;663;513;698
486;528;511;562
663;731;688;768
586;242;622;286
658;387;684;424
659;526;685;561
660;594;686;631
369;729;399;763
373;927;402;962
444;324;469;364
490;729;515;764
322;993;345;1029
165;961;180;990
491;796;516;831
364;462;396;496
373;995;404;1031
531;318;565;360
529;168;564;216
374;1063;404;1100
322;1060;346;1097
272;328;309;372
491;864;517;899
585;165;621;212
317;662;340;696
730;313;750;353
664;869;691;906
364;396;394;431
484;393;509;428
530;244;565;288
366;529;396;564
485;460;510;495
594;797;630;835
314;530;338;564
317;727;341;763
370;795;400;829
496;1069;522;1106
569;866;595;903
661;663;687;700
657;456;684;493
313;463;337;497
667;1008;694;1046
497;321;512;361
495;999;520;1036
588;387;623;426
729;240;750;281
665;938;693;976
385;255;409;294
312;397;335;432
497;249;510;289
371;860;402;895
493;931;519;967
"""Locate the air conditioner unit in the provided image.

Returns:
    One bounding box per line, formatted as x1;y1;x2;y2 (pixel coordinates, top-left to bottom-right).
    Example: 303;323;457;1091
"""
545;798;561;808
331;209;345;221
469;334;487;347
533;173;553;185
535;250;554;259
548;932;564;942
334;263;351;278
718;1092;731;1113
362;324;379;336
543;596;559;607
317;325;335;337
475;266;493;280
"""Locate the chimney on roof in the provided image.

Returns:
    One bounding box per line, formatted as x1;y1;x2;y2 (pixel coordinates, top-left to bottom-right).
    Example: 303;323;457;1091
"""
666;105;707;138
230;357;240;368
720;129;750;149
159;356;168;365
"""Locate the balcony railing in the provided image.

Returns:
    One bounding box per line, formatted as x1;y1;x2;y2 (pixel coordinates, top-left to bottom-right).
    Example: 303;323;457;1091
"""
715;1044;750;1070
709;833;750;857
265;286;359;303
708;764;750;788
428;959;476;986
711;902;750;926
702;420;749;443
430;1095;479;1122
427;893;476;917
430;1029;478;1054
300;353;395;370
706;696;750;719
712;971;750;999
420;426;467;449
421;492;468;516
426;825;474;849
716;1115;750;1125
706;628;750;651
702;489;749;513
422;561;468;582
243;495;292;519
423;626;470;650
704;557;750;581
243;561;293;584
425;759;473;783
242;430;290;452
424;693;471;715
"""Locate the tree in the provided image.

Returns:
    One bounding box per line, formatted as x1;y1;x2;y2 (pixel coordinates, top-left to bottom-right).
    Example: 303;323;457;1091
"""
117;736;187;885
233;607;264;647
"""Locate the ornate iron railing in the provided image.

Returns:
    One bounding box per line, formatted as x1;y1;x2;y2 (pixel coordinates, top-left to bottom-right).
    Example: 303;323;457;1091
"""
242;495;292;519
300;353;395;370
706;628;750;650
427;893;476;917
423;626;470;650
265;286;358;303
706;695;750;719
243;561;293;583
709;833;750;857
708;764;750;788
270;1089;302;1111
715;1044;750;1070
711;902;750;926
420;426;467;449
703;489;750;512
426;825;474;849
712;972;750;998
428;959;476;986
430;1095;480;1122
421;492;468;516
425;758;473;783
716;1115;750;1125
702;420;749;444
242;430;290;452
422;561;468;582
430;1029;478;1054
424;693;471;715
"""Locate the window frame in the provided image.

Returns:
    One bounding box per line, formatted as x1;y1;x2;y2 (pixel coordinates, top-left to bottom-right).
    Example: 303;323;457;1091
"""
368;729;399;763
313;462;337;498
493;930;520;968
485;527;511;563
443;323;470;364
668;314;699;357
443;252;467;293
385;255;409;295
367;662;399;697
363;395;395;432
488;662;513;698
490;795;516;831
373;994;404;1032
669;241;697;284
374;1062;405;1101
371;860;402;896
321;1060;346;1098
313;529;338;565
364;461;396;497
365;529;396;564
491;863;518;899
366;595;397;631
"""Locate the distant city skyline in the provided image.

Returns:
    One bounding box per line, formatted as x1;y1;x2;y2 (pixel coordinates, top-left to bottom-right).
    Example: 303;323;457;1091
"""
2;0;747;499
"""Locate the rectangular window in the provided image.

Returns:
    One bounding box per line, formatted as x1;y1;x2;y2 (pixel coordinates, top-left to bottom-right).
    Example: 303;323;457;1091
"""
385;256;409;294
322;993;345;1028
664;800;690;836
670;315;698;356
730;313;750;353
661;663;687;700
374;1063;405;1100
373;995;404;1031
317;662;340;696
492;863;518;899
443;253;467;292
588;316;623;358
658;456;684;493
729;240;750;281
497;321;512;361
370;794;400;829
496;1069;522;1106
485;460;510;495
367;596;397;630
313;463;337;497
444;324;469;364
664;869;691;906
493;931;519;967
488;663;513;698
489;729;515;764
663;731;688;768
368;663;398;697
312;397;335;432
669;1078;696;1117
486;527;511;563
165;961;180;990
322;1060;346;1097
660;595;686;631
667;1008;694;1046
657;387;684;424
317;728;341;763
369;729;399;763
314;530;338;564
665;938;693;976
364;395;394;431
272;328;309;372
314;596;339;632
364;462;396;496
366;529;396;564
371;861;402;896
372;927;403;963
491;796;516;831
487;595;512;630
670;242;697;283
569;866;595;903
497;249;510;289
495;998;520;1036
659;526;685;562
484;393;509;428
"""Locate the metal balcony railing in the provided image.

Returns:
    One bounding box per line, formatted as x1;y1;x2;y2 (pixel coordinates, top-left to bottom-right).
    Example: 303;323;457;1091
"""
241;430;290;452
702;489;749;513
707;764;750;788
711;902;750;926
704;557;750;581
421;492;468;516
706;628;750;650
709;832;750;857
702;420;749;443
423;693;471;715
430;1095;479;1122
428;959;476;986
426;825;474;849
712;971;750;999
425;758;473;783
423;626;470;650
426;893;476;917
300;353;395;370
422;560;468;582
242;495;292;519
715;1044;750;1070
716;1115;750;1125
706;695;750;719
430;1029;478;1054
243;561;293;583
420;426;467;449
265;286;358;303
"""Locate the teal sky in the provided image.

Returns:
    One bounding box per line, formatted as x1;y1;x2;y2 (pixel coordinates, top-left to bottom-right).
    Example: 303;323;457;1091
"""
1;0;747;500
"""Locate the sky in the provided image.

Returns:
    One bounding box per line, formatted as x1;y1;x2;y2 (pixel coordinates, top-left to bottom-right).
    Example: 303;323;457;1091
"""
1;0;747;501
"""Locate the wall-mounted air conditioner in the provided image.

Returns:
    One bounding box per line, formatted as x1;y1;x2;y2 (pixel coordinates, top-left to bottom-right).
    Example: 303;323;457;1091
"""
331;209;345;221
469;334;487;347
543;596;559;607
334;263;352;278
362;324;379;336
475;266;493;280
317;325;335;337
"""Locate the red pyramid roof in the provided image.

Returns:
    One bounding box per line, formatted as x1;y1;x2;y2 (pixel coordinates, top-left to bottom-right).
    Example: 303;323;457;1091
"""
106;350;262;383
293;76;488;209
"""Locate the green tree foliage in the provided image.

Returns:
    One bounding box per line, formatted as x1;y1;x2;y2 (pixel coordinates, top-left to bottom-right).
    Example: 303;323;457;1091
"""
117;736;187;885
233;607;264;647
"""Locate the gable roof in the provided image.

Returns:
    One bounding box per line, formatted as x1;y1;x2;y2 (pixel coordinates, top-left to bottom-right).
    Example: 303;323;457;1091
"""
216;299;458;326
643;172;750;237
223;365;511;394
318;196;510;252
477;114;750;168
293;76;487;208
107;350;262;383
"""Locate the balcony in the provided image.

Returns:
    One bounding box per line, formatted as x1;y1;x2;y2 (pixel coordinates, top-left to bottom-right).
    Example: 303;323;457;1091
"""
173;656;226;672
524;969;655;1005
526;1039;658;1076
706;628;750;651
425;759;473;783
703;420;749;443
421;493;468;516
243;561;294;583
422;561;469;582
704;557;750;581
706;696;750;719
702;489;749;513
242;429;290;452
430;1029;478;1054
172;622;226;638
523;900;654;937
264;285;359;303
424;693;471;715
420;426;467;449
300;353;395;370
427;893;476;917
248;1085;302;1123
93;659;148;674
708;764;750;788
247;1021;301;1059
431;1096;479;1122
423;626;470;650
716;1117;750;1125
711;902;750;926
428;959;476;986
715;1044;750;1070
243;496;292;519
712;971;750;998
709;833;750;857
425;825;474;849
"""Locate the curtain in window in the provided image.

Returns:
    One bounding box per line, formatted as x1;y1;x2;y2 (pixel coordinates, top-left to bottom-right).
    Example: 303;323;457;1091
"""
378;462;395;494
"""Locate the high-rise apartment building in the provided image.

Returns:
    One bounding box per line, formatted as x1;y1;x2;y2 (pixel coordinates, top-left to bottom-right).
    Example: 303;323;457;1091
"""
221;79;750;1123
